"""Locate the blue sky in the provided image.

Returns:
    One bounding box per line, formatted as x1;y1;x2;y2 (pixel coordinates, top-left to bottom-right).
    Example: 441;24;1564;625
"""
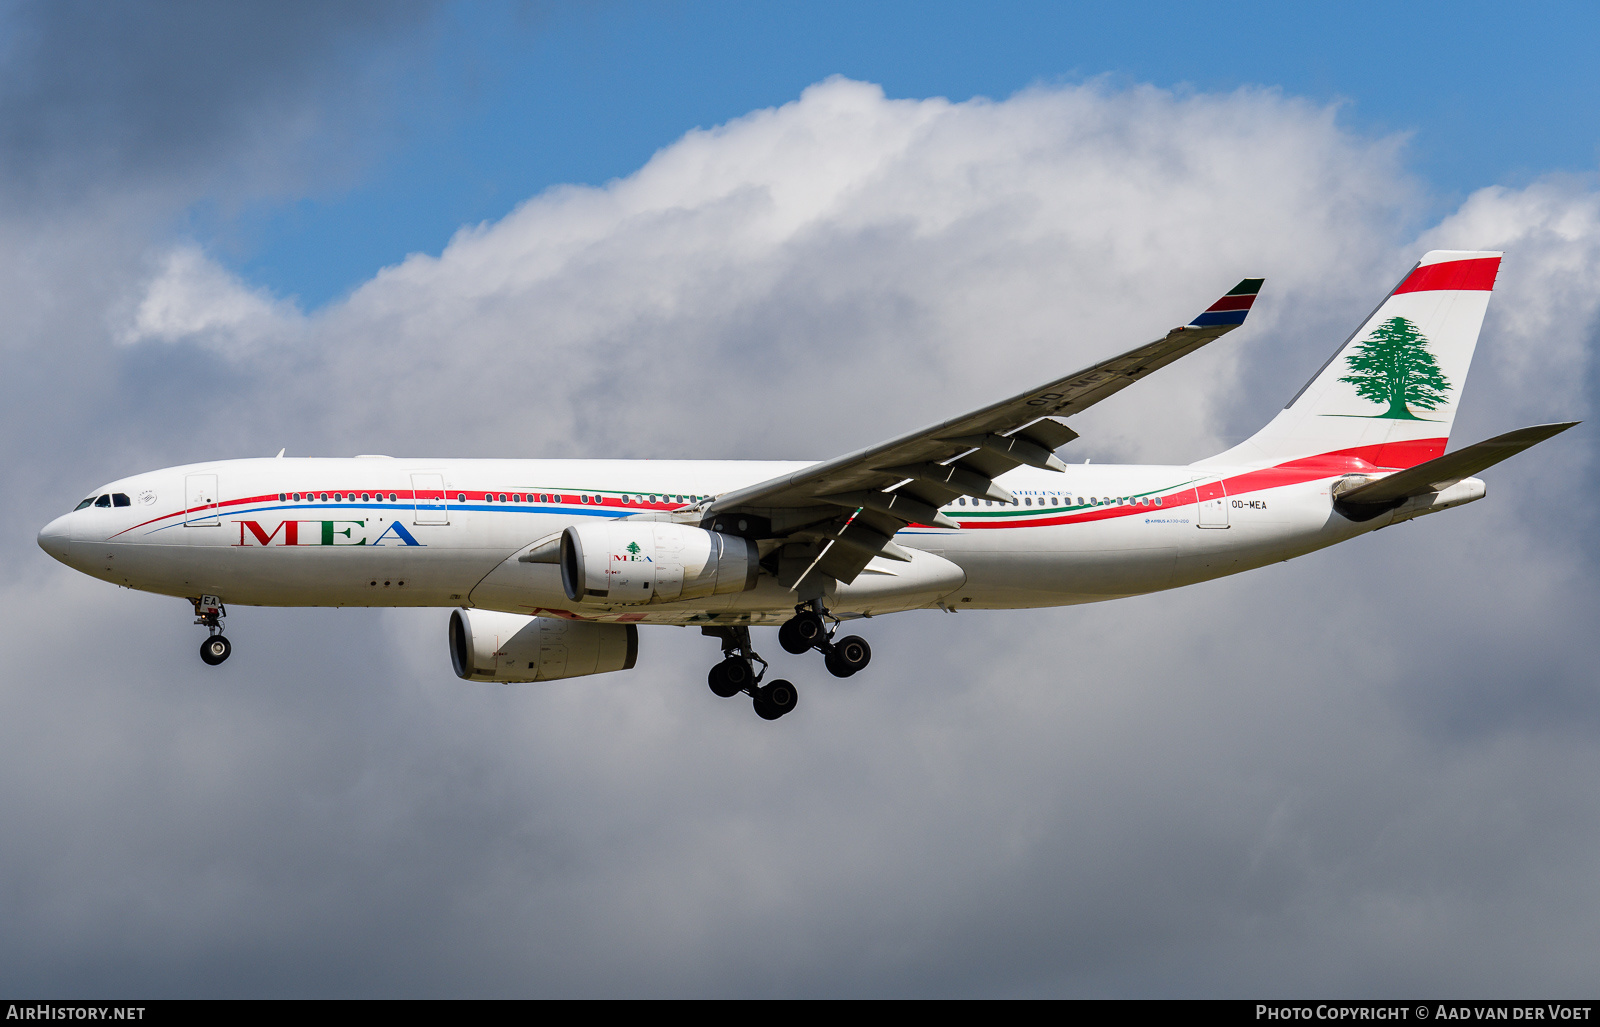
215;1;1600;310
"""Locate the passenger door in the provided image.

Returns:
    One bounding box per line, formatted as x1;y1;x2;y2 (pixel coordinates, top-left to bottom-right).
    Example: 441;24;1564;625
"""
410;473;449;525
185;474;220;527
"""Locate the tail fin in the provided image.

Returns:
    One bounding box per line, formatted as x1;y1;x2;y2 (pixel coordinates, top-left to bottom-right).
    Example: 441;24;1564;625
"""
1200;250;1502;470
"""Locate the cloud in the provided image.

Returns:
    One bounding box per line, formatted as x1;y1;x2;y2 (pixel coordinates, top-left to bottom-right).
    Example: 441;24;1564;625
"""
7;75;1600;996
117;245;299;351
0;0;438;208
122;78;1426;464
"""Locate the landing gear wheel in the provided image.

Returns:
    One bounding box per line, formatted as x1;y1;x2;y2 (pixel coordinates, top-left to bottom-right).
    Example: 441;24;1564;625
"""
708;656;754;698
824;635;870;678
753;679;798;719
199;635;232;666
778;612;827;654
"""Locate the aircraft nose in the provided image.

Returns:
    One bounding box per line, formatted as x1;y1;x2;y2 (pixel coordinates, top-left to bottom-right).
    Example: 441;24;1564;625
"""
37;515;71;563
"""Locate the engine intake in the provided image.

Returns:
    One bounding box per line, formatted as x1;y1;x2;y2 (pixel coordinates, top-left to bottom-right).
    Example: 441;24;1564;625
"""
449;608;638;682
560;522;758;605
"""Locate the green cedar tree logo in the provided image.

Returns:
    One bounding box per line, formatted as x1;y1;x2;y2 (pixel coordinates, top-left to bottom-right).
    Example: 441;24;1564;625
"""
626;541;641;556
1337;316;1452;419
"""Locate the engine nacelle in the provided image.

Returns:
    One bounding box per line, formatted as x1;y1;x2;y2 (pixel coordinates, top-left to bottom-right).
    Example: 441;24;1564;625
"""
560;522;758;605
449;608;638;682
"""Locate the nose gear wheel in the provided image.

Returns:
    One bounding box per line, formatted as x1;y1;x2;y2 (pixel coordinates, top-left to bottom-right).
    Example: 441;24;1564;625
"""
199;634;232;665
191;596;231;666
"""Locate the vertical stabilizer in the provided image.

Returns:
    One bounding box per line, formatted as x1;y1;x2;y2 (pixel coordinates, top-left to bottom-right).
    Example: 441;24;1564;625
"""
1199;251;1502;470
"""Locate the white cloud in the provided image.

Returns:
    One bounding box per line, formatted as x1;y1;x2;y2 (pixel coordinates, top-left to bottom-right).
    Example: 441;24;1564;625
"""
121;77;1425;463
118;244;299;351
12;77;1600;995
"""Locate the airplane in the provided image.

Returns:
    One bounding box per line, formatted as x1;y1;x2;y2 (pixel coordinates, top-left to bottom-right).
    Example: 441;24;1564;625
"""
37;250;1577;721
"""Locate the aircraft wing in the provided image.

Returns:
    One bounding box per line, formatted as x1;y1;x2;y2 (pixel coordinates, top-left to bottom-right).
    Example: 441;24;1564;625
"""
1333;421;1580;506
700;278;1265;593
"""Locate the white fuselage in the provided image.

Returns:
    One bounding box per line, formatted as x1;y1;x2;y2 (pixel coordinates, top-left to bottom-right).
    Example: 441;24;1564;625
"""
37;455;1481;626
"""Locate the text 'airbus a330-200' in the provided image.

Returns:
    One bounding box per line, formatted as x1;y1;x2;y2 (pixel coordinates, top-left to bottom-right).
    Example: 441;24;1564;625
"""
38;251;1577;721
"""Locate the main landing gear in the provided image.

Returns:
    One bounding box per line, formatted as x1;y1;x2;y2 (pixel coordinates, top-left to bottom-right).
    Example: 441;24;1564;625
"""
703;603;872;722
192;596;232;666
778;602;871;678
704;626;797;720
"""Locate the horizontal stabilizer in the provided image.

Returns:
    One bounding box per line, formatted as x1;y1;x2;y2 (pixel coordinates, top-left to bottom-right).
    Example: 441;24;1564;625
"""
1335;421;1579;505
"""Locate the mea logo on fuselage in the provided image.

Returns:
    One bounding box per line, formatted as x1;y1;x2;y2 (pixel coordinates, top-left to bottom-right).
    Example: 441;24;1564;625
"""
232;519;424;547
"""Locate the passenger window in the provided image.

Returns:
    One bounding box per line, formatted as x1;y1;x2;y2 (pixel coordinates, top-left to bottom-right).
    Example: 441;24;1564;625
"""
456;494;466;502
389;494;397;502
95;495;111;508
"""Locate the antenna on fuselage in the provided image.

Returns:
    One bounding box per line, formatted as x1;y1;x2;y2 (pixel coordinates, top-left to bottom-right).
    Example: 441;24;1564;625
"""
275;448;285;458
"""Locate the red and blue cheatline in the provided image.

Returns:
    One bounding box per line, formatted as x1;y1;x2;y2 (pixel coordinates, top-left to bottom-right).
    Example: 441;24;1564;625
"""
1188;278;1265;328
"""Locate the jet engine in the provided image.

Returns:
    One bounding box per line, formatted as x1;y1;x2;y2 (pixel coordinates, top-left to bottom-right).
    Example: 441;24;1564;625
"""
559;522;758;605
449;608;638;682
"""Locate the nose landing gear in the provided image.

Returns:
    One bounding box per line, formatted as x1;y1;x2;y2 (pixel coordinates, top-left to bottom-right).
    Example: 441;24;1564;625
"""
200;634;232;665
192;595;231;666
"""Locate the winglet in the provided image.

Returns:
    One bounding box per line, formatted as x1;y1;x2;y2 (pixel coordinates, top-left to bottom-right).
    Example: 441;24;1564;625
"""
1187;278;1265;328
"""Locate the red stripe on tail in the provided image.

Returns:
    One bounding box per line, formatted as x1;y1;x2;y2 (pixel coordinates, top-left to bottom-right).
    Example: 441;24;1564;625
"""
1393;256;1500;294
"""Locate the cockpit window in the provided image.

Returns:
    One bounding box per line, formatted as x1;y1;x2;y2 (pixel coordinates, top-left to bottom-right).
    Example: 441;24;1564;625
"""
112;493;131;507
94;495;111;508
74;497;96;511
